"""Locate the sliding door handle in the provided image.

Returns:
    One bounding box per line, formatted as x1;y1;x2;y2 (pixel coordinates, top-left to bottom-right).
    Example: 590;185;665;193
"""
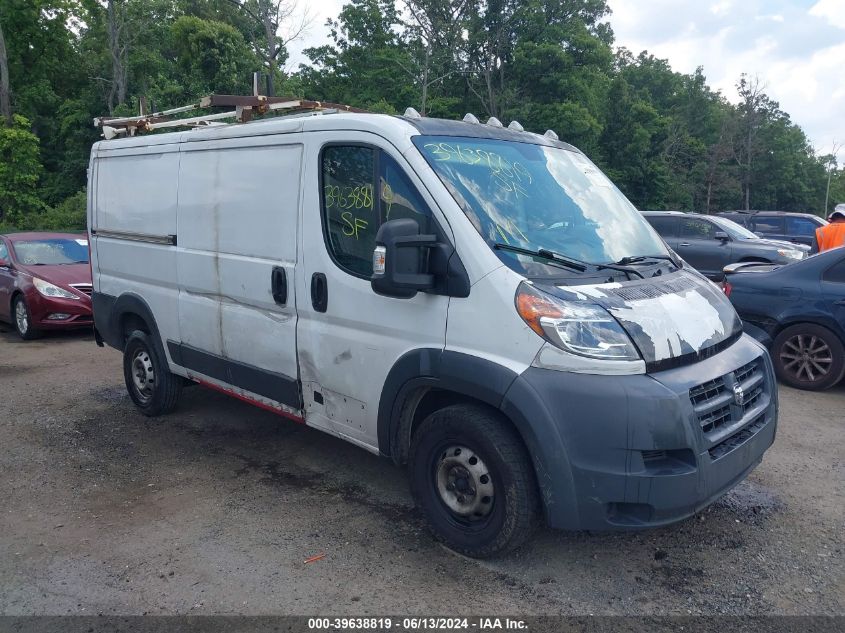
271;266;287;305
311;272;328;313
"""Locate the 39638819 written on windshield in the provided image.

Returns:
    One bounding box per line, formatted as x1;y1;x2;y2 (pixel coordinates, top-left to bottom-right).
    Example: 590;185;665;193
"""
413;137;668;275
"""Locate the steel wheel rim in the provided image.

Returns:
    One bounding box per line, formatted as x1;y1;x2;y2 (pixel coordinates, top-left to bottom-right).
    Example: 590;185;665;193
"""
780;334;833;382
434;445;495;521
131;349;155;401
15;300;28;334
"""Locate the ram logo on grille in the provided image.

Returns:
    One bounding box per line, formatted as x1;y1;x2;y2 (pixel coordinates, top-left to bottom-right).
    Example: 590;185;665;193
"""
732;383;745;407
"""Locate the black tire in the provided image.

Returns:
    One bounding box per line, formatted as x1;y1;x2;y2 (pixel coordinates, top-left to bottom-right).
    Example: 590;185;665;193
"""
12;296;41;340
772;323;845;391
409;404;539;558
123;329;182;415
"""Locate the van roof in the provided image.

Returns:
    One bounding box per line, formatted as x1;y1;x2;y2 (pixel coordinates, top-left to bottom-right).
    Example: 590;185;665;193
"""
93;111;581;154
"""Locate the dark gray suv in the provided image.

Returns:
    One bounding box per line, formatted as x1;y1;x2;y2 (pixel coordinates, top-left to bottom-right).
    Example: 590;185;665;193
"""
642;211;807;279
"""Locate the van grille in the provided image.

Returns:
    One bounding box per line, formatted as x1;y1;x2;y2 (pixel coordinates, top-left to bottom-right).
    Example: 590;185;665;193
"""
689;358;768;452
709;413;767;460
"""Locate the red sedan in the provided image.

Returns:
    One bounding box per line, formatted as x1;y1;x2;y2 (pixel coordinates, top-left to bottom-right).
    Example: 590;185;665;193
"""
0;232;93;339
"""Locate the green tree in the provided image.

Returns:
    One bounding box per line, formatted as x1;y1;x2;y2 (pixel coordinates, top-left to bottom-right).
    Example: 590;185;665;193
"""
0;114;45;226
300;0;416;110
171;15;259;97
599;76;669;208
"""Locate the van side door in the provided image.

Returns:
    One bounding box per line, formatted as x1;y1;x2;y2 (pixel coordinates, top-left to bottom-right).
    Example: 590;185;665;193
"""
174;137;303;416
296;133;451;449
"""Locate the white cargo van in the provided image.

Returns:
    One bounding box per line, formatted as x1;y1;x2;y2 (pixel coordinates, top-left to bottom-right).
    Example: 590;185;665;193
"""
88;111;778;557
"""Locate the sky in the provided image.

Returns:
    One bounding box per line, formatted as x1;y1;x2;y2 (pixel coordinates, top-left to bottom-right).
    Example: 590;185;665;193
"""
286;0;845;162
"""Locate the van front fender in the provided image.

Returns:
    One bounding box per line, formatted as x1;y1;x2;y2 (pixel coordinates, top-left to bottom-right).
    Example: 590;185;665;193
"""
377;348;580;528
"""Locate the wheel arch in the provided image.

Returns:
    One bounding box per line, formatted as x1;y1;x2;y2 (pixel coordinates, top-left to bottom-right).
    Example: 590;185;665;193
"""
9;288;23;314
377;349;520;464
377;349;578;527
770;315;845;344
93;291;163;352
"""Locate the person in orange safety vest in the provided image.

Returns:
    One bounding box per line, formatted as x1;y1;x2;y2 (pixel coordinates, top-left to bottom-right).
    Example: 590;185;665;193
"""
812;206;845;253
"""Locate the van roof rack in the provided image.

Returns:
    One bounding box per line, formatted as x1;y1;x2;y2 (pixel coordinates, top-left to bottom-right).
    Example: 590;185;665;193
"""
94;92;367;139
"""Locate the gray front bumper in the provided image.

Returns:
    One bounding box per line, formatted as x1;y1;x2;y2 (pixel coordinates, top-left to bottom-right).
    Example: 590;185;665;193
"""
501;334;778;530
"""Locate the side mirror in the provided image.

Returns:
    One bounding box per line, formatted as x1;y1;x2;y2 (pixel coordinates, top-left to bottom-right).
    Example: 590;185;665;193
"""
0;258;10;268
714;231;730;242
371;218;438;298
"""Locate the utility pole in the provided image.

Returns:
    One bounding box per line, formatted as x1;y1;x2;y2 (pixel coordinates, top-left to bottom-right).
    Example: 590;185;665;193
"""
824;140;841;216
0;10;11;126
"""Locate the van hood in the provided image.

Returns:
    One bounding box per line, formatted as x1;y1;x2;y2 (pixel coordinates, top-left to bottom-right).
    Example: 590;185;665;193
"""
538;269;743;366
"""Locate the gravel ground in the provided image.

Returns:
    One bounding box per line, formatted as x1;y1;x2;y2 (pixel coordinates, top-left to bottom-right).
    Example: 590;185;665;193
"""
0;328;842;616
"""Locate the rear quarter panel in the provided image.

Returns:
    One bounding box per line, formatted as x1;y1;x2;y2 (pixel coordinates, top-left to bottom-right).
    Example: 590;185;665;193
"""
90;142;183;361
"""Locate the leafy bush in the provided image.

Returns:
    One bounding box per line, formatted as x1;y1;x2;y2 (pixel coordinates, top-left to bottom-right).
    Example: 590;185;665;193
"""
37;190;87;231
0;115;46;226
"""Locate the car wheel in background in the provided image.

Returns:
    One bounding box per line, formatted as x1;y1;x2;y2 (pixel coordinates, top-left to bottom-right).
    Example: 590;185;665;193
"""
409;404;539;558
123;329;182;415
772;323;845;391
13;296;41;340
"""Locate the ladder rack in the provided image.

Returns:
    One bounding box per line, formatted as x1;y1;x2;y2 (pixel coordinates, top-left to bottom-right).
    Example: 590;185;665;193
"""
94;94;367;139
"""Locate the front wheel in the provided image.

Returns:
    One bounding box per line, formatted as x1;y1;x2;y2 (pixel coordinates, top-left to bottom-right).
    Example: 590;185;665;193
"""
13;296;41;340
123;329;182;415
409;404;539;558
772;324;845;390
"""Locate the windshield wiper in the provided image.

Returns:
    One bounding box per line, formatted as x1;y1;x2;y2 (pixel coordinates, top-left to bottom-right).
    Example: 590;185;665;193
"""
612;254;677;266
494;243;587;272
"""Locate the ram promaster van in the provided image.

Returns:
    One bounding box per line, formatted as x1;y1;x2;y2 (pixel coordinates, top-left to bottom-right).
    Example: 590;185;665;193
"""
88;108;778;557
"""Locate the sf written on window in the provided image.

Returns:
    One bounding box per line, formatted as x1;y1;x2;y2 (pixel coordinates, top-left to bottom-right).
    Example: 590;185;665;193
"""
321;146;434;277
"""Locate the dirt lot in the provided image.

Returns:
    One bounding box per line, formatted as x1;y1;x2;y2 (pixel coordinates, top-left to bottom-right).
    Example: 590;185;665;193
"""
0;328;842;616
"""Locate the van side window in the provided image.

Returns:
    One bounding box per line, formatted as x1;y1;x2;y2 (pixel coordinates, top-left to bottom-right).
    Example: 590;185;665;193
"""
379;153;431;226
321;146;433;278
0;240;8;262
322;146;378;276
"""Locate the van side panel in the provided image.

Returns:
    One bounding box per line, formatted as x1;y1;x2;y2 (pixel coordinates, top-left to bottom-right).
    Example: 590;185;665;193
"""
175;141;302;408
92;146;182;358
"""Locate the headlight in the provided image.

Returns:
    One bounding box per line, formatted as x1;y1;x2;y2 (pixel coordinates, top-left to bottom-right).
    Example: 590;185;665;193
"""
777;249;804;261
32;277;79;300
515;282;640;360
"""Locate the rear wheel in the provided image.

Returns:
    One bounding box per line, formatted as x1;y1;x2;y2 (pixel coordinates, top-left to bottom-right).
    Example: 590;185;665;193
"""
123;329;182;415
13;296;41;340
772;323;845;391
409;404;539;558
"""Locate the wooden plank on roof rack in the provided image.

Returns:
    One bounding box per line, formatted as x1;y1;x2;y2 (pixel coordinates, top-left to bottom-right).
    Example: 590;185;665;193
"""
199;94;302;108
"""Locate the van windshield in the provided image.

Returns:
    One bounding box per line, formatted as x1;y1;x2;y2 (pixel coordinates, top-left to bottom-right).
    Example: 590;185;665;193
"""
414;136;669;275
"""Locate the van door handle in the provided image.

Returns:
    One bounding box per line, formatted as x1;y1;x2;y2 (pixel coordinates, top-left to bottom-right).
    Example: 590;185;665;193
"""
271;266;287;305
311;272;328;313
679;242;691;247
834;299;845;306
